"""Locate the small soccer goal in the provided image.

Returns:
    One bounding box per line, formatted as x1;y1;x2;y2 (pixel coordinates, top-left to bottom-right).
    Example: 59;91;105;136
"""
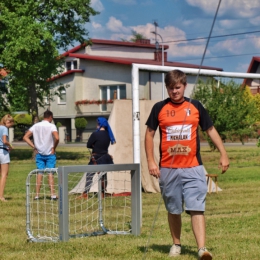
26;164;141;242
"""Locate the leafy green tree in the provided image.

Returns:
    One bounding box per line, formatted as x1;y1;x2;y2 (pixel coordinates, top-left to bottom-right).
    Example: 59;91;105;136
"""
0;77;10;118
252;93;260;122
193;79;258;147
0;0;98;122
13;113;32;140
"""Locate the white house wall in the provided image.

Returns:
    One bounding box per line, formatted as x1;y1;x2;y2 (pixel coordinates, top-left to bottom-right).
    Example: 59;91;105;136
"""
48;74;78;118
85;44;154;59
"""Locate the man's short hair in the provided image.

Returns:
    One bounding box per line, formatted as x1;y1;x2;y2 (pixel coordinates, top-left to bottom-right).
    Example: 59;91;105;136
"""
43;110;53;119
165;70;187;88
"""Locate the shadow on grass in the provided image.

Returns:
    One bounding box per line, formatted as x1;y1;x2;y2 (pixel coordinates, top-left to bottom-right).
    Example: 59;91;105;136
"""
139;244;197;258
10;149;88;160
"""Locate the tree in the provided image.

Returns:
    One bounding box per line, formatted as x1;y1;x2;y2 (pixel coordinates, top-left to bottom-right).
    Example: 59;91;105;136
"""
0;0;98;122
130;30;147;42
0;76;10;118
192;79;258;147
121;30;147;43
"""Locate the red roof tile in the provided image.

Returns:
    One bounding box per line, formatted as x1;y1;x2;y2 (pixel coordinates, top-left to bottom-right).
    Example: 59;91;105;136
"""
69;53;222;71
48;69;84;81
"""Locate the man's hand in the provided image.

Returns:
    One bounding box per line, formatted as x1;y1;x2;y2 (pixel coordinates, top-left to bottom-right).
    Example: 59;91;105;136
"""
219;154;229;174
148;160;160;178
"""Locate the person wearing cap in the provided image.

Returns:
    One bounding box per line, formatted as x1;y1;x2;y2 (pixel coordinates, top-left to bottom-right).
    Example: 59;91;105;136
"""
78;117;116;199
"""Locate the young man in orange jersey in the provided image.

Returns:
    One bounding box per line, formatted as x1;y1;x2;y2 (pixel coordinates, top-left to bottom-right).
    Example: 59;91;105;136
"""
145;70;229;260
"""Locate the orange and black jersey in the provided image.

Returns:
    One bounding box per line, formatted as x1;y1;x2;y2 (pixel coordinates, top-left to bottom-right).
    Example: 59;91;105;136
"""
146;97;213;168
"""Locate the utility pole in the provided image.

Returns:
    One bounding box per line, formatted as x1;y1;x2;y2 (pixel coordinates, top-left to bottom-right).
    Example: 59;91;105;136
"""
153;21;158;42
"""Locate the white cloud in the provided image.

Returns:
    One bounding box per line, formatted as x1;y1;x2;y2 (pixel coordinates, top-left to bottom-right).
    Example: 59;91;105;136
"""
186;0;260;18
111;0;136;5
250;35;260;49
249;16;260;26
106;17;130;33
169;44;210;59
236;62;249;72
213;38;247;54
92;22;102;29
219;19;241;29
90;0;104;12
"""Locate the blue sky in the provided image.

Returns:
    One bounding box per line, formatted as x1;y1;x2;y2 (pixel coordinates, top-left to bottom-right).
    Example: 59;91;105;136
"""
85;0;260;73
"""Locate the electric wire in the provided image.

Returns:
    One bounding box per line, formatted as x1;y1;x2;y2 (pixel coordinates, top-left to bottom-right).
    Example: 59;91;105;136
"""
142;0;222;259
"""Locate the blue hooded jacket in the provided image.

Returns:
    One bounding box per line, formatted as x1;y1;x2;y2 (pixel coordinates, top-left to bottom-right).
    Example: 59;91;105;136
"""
96;117;116;145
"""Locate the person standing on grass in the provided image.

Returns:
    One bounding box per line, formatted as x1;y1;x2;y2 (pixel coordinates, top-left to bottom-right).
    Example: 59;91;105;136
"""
23;110;59;200
0;114;14;202
145;70;229;259
77;117;116;199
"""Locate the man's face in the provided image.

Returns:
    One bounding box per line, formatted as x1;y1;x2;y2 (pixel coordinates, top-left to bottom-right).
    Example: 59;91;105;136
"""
166;82;186;103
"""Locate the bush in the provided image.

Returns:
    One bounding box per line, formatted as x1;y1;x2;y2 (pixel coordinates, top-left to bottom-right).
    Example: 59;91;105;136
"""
75;117;87;130
13;128;24;141
56;122;62;128
14;114;32;125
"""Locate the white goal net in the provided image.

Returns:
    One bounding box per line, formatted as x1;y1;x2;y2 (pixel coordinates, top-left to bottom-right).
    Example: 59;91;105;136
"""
26;164;141;242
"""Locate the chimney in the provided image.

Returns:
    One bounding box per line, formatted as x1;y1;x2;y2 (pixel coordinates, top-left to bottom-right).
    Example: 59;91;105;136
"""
135;39;150;45
154;51;167;62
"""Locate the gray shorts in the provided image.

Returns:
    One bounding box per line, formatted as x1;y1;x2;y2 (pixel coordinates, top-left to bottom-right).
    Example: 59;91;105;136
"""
159;165;207;214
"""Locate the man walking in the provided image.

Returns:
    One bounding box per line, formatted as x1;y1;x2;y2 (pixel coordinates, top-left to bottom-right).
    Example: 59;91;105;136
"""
145;70;229;259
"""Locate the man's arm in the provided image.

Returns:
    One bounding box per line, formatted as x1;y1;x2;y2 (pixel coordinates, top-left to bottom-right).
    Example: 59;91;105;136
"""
51;131;59;154
206;126;229;173
145;127;160;178
23;130;35;149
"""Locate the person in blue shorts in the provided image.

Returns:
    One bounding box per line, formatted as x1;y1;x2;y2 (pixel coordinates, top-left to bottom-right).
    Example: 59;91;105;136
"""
23;110;59;200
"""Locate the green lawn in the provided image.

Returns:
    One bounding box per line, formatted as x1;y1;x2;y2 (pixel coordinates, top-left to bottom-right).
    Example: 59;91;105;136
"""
0;145;259;260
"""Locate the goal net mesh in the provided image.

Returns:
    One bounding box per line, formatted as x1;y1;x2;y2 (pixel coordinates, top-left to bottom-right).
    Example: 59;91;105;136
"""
26;168;132;242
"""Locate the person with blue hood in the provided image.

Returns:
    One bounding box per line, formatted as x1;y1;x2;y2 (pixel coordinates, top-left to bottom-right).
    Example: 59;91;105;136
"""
78;117;116;199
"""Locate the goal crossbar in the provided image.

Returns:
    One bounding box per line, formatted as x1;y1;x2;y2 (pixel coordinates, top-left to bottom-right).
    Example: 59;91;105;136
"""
131;63;260;165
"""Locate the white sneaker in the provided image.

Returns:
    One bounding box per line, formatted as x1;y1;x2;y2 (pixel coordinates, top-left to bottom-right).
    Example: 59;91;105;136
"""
169;244;181;257
50;195;58;201
198;247;212;260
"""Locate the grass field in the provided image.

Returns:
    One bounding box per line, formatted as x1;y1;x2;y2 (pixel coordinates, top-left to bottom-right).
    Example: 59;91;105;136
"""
0;144;259;260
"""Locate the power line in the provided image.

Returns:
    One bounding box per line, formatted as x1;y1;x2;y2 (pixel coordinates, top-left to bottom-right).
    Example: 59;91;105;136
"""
174;52;260;63
164;30;260;44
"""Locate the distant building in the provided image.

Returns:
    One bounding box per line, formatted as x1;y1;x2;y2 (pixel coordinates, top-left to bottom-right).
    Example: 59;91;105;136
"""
243;56;260;95
40;38;223;142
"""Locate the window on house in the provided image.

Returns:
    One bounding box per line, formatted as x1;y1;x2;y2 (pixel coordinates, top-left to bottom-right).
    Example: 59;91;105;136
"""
65;60;78;71
58;89;66;104
43;96;50;105
100;85;126;111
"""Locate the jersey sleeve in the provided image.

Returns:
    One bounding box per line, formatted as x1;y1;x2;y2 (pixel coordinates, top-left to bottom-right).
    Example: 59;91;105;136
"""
192;99;213;131
146;100;168;131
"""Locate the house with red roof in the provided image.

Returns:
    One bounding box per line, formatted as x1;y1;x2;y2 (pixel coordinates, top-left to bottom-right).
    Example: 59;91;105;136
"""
243;56;260;95
43;38;223;142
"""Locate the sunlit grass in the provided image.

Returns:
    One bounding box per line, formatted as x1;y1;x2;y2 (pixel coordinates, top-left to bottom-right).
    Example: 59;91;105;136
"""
0;145;259;259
